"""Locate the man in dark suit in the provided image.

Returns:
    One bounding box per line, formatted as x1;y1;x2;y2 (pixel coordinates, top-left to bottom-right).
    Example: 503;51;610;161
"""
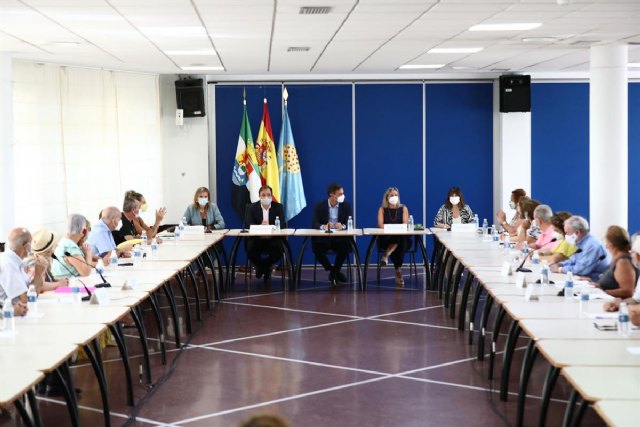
311;183;352;285
245;185;286;282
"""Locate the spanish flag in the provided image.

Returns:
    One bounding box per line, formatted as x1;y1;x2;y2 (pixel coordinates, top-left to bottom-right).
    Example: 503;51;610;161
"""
255;99;281;202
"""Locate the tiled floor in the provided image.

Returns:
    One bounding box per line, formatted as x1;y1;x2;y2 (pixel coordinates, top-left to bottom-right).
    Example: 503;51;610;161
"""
1;268;606;426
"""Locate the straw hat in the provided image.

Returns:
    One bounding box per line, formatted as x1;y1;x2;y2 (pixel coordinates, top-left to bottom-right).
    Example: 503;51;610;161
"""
31;228;60;254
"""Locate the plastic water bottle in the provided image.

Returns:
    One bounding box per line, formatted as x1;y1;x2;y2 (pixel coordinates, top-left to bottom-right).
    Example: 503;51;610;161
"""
491;225;499;243
174;224;181;239
472;214;479;229
618;303;630;336
274;216;281;231
133;245;142;267
347;216;353;231
96;259;105;275
151;238;158;253
564;272;574;301
71;282;82;304
27;284;38;314
110;250;118;266
579;290;590;315
482;218;488;236
408;215;414;232
531;251;540;274
540;261;550;285
2;300;15;331
141;230;147;247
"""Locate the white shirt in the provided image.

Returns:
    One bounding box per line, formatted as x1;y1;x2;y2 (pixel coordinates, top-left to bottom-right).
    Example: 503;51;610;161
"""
261;205;270;223
0;249;30;301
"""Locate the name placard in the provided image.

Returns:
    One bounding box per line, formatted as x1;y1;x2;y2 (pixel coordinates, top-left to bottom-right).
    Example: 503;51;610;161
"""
383;224;408;232
515;272;527;288
249;225;275;233
89;288;111;305
122;276;138;291
451;224;476;233
501;261;513;276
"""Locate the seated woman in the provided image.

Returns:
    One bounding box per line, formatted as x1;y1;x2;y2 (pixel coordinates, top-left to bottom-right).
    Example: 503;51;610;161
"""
604;233;640;312
433;186;473;229
125;190;166;239
183;186;225;231
52;214;96;278
539;211;575;264
514;197;540;245
29;228;68;292
496;188;526;236
377;187;410;287
594;225;638;298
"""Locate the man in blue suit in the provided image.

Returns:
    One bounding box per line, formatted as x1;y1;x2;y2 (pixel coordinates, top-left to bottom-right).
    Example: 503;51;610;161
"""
311;183;352;285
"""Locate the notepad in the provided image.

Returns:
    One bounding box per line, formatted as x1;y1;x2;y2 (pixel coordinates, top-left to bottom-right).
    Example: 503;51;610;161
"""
583;312;618;320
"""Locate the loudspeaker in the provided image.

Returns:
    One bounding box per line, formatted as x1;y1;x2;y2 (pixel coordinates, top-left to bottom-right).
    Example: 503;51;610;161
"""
175;79;205;117
499;75;530;113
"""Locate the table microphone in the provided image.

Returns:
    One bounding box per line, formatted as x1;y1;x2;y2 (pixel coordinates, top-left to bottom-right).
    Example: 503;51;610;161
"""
240;204;250;233
515;238;558;272
325;222;332;234
64;251;111;288
51;254;92;301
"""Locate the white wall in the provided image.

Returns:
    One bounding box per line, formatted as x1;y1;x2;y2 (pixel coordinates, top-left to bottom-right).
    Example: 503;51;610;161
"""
159;74;210;224
0;54;14;238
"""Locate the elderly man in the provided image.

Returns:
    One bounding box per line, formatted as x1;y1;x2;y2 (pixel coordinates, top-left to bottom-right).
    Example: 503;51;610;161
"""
87;206;126;265
0;228;47;315
112;197;140;246
528;204;559;251
550;215;609;280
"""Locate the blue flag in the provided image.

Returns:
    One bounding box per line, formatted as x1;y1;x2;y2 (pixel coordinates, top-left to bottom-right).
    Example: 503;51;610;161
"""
277;98;306;221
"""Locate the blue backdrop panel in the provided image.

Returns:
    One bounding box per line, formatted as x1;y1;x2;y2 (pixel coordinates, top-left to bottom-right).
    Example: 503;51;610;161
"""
425;83;494;226
355;83;424;263
214;85;283;263
629;83;640;234
279;84;354;267
531;83;590;217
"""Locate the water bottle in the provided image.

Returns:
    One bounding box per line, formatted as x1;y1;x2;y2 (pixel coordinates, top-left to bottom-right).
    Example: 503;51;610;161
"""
540;261;550;285
618;302;630;336
482;218;488;236
274;216;281;231
27;284;38;314
133;245;142;267
151;238;159;252
531;250;540;274
407;215;414;232
472;214;479;229
96;259;105;275
180;217;187;231
491;225;499;243
71;282;82;304
564;272;574;301
141;230;147;247
110;250;118;266
2;300;15;331
347;216;353;231
579;290;589;315
174;223;181;239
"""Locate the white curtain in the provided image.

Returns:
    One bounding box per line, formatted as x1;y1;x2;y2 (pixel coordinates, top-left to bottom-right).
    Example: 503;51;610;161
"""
12;61;163;234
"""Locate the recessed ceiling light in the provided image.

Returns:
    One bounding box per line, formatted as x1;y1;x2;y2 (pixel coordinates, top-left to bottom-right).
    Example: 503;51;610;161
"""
399;64;445;69
164;49;217;56
428;47;483;54
452;66;475;70
49;41;81;47
140;27;206;37
522;37;558;43
571;40;599;46
180;66;224;71
469;23;542;32
628;63;640;68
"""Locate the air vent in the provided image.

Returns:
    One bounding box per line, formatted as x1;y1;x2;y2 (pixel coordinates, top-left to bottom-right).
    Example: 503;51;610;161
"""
299;6;332;15
571;40;600;46
287;46;310;52
628;41;640;46
491;68;510;72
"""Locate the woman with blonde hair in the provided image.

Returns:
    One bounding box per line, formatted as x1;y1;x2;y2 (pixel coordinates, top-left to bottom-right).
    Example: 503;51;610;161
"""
183;186;225;231
377;187;410;287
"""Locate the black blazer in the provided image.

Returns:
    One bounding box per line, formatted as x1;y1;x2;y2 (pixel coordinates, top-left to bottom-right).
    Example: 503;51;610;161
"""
311;200;352;229
245;201;287;228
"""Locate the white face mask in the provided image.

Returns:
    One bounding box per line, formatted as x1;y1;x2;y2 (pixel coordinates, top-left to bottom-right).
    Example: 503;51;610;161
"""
449;196;460;206
509;201;516;210
198;197;208;207
565;233;577;246
388;195;399;206
260;196;272;206
337;194;345;204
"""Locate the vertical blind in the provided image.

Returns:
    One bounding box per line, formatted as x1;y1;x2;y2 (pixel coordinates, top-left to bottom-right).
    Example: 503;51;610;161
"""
12;62;163;234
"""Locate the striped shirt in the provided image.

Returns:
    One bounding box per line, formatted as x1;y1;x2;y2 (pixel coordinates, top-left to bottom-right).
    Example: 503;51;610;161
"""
433;204;474;227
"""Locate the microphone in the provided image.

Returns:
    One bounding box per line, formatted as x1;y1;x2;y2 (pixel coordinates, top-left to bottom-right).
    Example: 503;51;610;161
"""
64;251;111;288
51;254;92;301
240;204;250;233
549;248;583;267
516;238;558;273
325;222;332;234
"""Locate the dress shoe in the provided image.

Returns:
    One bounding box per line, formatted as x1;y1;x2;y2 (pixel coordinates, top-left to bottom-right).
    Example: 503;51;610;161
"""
327;271;337;286
335;271;348;283
255;266;264;279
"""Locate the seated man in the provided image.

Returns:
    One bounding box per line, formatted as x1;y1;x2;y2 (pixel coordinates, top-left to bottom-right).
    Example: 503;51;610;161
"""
311;183;352;285
245;185;286;282
112;197;140;245
550;215;609;280
0;228;46;315
87;206;126;265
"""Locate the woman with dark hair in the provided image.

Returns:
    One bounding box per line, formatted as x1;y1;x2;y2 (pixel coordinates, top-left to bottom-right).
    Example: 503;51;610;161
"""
595;225;638;298
433;186;473;229
496;188;526;235
514;197;541;245
183;186;225;231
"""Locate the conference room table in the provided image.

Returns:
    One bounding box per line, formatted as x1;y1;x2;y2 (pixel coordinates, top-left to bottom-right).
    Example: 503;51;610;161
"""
430;228;640;427
361;228;433;290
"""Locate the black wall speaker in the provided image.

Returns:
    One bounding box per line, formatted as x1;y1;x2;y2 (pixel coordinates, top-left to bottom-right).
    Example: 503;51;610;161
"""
499;75;531;113
175;79;205;117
